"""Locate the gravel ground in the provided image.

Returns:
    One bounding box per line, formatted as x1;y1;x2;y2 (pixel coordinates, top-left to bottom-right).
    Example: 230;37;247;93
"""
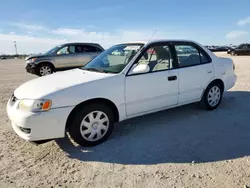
1;53;250;188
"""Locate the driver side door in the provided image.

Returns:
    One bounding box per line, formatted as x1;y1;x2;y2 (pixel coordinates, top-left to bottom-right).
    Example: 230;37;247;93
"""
235;45;247;55
125;43;179;117
54;45;78;68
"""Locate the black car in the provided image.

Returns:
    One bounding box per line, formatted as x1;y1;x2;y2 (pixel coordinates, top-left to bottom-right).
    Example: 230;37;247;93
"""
230;43;250;56
216;46;229;52
227;46;237;54
205;45;229;52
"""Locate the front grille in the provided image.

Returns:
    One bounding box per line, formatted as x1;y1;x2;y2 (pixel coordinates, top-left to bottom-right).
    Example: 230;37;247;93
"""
25;63;35;73
11;94;17;102
9;93;17;106
26;63;32;68
19;127;31;134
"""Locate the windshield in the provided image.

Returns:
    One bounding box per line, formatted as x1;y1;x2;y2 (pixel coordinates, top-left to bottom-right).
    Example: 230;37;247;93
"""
82;43;144;73
44;45;62;55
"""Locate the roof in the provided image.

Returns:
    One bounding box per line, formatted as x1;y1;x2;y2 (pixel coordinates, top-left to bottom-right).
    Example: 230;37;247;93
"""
119;39;198;46
120;41;147;45
59;42;102;46
117;39;215;58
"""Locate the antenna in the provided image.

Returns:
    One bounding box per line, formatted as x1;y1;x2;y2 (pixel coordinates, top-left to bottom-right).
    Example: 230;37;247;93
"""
149;30;158;41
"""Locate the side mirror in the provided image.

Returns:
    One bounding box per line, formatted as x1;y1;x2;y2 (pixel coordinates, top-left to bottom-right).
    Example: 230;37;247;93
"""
129;64;150;75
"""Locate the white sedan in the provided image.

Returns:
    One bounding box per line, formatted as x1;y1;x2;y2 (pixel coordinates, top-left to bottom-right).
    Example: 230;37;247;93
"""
7;40;237;146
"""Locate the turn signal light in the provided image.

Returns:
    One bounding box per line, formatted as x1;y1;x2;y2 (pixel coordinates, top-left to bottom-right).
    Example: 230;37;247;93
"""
42;100;52;111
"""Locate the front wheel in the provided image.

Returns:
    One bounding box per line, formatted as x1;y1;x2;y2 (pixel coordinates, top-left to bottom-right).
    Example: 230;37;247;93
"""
37;64;53;76
68;103;114;147
230;51;236;56
200;83;223;110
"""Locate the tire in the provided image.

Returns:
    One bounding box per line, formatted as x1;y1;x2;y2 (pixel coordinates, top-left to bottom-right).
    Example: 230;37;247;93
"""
68;103;114;147
230;51;236;56
37;63;53;76
200;82;223;110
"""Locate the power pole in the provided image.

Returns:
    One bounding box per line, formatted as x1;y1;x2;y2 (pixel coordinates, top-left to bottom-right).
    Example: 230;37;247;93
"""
14;41;17;55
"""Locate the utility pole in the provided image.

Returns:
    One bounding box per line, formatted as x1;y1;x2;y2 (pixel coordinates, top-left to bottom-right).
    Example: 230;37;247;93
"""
14;41;17;55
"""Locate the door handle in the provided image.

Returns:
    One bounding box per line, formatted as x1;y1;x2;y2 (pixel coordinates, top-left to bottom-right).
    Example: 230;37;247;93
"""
207;70;213;74
168;76;177;81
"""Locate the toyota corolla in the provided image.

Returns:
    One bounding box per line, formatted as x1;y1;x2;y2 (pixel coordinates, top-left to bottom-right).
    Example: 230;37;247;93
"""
7;40;237;146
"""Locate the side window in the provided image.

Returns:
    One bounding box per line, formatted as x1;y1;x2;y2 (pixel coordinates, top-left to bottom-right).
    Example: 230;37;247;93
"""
200;51;210;64
81;45;101;53
136;44;173;72
69;46;75;53
95;46;103;52
243;45;250;49
56;45;75;55
75;45;83;53
238;45;246;49
174;44;210;68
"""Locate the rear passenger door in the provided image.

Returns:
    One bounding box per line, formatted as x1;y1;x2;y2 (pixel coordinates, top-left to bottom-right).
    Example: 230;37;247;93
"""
173;42;214;104
76;45;103;66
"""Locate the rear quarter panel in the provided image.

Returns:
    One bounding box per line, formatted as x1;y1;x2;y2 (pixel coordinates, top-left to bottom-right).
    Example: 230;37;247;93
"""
212;56;236;91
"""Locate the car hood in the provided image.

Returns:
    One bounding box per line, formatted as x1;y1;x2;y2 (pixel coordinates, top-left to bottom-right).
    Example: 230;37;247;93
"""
25;54;46;60
14;69;114;99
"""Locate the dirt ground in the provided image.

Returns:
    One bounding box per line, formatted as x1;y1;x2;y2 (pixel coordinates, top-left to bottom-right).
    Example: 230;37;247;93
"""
1;52;250;188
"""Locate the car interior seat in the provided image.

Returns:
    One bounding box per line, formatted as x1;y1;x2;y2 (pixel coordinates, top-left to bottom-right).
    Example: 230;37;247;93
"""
152;46;172;71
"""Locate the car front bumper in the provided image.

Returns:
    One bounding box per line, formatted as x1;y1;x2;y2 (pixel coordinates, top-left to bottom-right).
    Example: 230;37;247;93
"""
6;97;74;142
25;63;36;74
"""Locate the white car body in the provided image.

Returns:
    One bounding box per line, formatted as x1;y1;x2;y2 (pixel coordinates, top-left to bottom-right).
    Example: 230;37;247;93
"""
7;40;237;143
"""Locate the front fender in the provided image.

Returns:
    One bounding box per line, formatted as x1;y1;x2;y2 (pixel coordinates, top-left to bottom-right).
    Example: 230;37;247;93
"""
46;74;127;121
34;57;55;65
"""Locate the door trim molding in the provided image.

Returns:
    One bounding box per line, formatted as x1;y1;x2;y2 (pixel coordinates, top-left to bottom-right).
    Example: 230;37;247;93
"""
126;92;178;106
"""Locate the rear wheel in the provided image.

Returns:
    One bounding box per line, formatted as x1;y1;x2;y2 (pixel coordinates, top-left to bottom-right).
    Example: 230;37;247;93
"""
200;82;223;110
68;103;114;147
37;64;53;76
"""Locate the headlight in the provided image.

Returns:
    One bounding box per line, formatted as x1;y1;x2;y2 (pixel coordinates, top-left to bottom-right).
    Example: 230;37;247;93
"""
18;99;52;112
31;58;37;63
26;58;37;64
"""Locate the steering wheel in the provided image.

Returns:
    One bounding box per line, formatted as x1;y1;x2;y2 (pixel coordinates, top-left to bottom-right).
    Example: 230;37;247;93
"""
101;56;110;67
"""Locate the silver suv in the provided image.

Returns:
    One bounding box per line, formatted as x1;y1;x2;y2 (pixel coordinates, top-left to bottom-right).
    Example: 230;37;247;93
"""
25;42;104;76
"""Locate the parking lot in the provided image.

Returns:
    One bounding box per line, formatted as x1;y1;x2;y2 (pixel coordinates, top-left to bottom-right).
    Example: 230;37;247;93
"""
0;53;250;188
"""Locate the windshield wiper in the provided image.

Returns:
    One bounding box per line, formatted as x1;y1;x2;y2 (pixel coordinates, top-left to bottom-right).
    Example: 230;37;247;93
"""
81;67;108;73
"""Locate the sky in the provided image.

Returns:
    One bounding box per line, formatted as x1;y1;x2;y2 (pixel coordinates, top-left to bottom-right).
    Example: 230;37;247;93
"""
0;0;250;54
